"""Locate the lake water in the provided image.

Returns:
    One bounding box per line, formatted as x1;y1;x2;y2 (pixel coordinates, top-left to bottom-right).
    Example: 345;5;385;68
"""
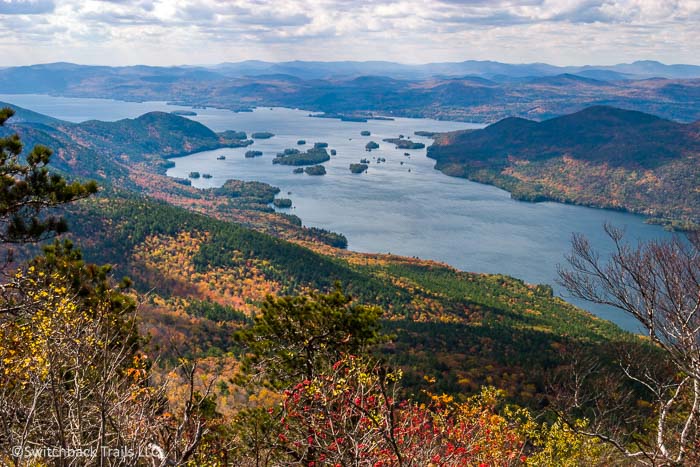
0;93;676;332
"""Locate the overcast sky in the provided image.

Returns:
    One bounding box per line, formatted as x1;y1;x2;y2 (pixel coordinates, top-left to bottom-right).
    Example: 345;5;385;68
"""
1;0;698;66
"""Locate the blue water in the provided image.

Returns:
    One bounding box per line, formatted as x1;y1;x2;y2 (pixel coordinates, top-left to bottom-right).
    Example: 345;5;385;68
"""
0;93;676;332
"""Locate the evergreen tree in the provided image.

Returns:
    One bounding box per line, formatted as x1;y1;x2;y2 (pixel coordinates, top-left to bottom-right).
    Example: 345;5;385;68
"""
0;107;96;246
236;286;383;387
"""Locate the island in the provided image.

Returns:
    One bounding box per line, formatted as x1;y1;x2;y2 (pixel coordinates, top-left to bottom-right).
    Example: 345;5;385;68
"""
171;110;197;116
292;167;304;174
314;142;328;148
309;113;395;123
297;139;306;145
216;155;226;160
304;165;326;176
208;179;281;210
245;150;263;158
383;138;425;150
365;141;379;151
273;147;330;166
330;149;337;156
309;113;367;122
218;130;253;147
273;198;293;208
361;130;371;136
202;173;212;179
415;131;439;138
251;132;275;139
349;163;369;174
360;158;370;164
188;171;200;179
219;130;247;140
276;148;300;156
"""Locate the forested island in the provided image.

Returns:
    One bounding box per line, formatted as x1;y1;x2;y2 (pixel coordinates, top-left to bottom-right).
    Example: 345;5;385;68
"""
218;129;253;147
350;163;369;173
383;137;426;149
273;198;293;208
273;147;331;166
171;110;197;116
219;129;247;140
244;150;263;158
251;131;275;139
304;164;327;175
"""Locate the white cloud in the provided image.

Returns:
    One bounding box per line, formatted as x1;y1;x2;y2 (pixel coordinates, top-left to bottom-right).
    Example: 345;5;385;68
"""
0;0;697;65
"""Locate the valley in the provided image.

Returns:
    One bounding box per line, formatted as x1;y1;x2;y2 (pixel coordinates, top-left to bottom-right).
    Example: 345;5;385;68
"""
0;94;675;332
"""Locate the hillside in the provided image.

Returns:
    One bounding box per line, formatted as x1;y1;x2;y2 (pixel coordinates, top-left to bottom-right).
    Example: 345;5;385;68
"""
63;192;631;400
0;103;255;186
428;106;700;229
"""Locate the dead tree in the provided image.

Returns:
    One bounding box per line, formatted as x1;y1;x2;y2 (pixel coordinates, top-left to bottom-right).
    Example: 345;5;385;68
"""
558;224;700;465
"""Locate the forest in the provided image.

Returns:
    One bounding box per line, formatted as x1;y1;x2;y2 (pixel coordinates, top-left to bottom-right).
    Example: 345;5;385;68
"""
428;106;700;230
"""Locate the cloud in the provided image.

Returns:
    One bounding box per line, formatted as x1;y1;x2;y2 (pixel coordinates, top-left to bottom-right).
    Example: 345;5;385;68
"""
0;0;698;66
0;0;54;14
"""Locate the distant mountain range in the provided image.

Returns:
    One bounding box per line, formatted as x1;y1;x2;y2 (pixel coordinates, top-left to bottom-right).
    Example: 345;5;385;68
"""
428;106;700;229
2;60;700;86
199;59;700;80
2;62;700;123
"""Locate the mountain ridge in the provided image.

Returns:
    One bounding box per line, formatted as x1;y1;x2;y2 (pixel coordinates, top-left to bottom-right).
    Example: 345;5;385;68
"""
3;63;700;123
428;105;700;229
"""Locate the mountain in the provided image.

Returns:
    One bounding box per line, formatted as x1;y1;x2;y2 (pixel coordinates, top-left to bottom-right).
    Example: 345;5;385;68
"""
209;59;700;80
569;69;633;81
3;63;700;122
524;73;611;87
428;106;700;229
0;103;243;180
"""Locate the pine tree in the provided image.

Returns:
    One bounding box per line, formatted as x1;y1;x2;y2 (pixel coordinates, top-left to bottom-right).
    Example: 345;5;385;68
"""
0;107;97;246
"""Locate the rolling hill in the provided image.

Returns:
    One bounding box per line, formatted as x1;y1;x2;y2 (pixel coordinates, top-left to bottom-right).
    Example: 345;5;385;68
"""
428;106;700;229
0;103;246;181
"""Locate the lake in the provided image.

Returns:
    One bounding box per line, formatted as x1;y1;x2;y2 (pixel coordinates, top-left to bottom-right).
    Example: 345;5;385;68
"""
0;93;676;331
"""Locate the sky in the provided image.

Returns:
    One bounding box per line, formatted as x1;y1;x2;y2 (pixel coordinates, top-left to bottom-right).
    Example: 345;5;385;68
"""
1;0;699;66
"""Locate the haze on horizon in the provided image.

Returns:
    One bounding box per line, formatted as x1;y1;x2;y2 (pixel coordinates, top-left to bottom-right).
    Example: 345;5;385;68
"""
1;0;699;67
